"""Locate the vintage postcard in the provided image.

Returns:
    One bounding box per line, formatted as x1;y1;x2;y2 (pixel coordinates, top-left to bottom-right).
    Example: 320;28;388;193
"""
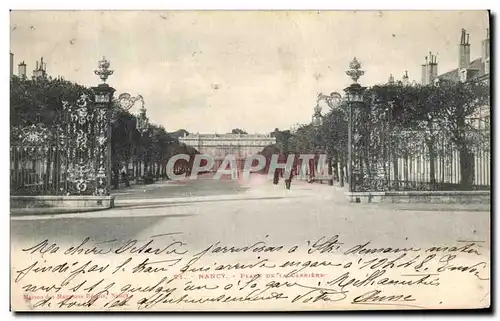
10;10;490;311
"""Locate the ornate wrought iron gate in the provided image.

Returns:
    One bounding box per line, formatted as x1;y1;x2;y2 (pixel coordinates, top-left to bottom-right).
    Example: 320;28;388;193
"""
10;93;111;196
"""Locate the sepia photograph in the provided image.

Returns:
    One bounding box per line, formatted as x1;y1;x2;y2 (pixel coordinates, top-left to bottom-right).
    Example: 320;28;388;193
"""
9;9;491;312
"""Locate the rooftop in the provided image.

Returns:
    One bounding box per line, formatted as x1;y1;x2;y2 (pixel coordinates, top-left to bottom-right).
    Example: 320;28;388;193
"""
180;133;274;139
437;58;487;82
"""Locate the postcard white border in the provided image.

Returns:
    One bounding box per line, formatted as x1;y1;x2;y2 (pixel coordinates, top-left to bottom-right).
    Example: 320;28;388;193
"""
2;1;497;320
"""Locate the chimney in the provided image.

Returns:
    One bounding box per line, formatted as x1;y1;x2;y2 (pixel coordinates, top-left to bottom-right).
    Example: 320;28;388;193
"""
458;28;471;69
388;74;395;84
482;28;490;75
33;57;47;79
10;52;13;77
428;51;438;83
18;61;27;79
402;70;409;86
421;56;429;85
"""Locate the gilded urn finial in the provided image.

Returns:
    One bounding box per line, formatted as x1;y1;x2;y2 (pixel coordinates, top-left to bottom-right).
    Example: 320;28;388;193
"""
346;57;365;83
94;56;114;83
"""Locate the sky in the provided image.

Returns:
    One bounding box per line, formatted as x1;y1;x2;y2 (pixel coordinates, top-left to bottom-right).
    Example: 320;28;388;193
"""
10;10;489;134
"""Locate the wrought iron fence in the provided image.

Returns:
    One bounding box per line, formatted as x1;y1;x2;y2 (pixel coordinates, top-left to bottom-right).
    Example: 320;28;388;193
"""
10;94;109;196
10;144;97;196
355;126;491;192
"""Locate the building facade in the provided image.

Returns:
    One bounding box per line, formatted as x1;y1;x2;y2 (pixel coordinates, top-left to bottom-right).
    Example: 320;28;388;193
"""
435;28;490;125
179;133;276;171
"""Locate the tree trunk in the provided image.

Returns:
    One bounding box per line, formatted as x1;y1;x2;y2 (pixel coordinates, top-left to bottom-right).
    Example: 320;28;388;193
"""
459;146;474;190
112;165;119;190
327;156;333;185
426;138;437;188
340;152;345;187
392;154;399;191
404;154;409;189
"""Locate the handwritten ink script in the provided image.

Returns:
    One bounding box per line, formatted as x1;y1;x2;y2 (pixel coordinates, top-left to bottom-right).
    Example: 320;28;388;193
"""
11;234;490;311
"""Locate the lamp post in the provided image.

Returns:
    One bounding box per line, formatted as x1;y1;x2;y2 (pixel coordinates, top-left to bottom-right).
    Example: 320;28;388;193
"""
115;93;146;184
134;100;151;182
311;100;323;183
136;99;149;135
316;92;343;185
344;57;366;196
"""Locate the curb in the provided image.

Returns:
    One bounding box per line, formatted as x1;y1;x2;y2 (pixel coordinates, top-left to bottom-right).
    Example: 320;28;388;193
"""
10;206;111;216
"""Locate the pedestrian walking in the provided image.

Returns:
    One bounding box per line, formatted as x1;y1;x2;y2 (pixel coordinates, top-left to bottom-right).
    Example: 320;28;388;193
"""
121;171;130;187
273;169;280;185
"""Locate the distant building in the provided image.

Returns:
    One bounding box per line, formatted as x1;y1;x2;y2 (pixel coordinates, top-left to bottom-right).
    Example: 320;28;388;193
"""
389;28;490;88
420;51;438;86
390;28;490;123
433;29;491;187
435;28;490;86
10;54;49;80
433;28;490;127
32;57;47;79
179;133;276;171
18;61;27;79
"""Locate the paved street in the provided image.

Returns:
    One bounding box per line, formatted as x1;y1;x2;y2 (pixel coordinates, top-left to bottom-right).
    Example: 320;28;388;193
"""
110;173;252;200
10;173;491;310
11;173;490;251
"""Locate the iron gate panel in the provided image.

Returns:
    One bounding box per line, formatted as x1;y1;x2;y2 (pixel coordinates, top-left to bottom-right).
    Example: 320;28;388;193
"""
10;93;110;196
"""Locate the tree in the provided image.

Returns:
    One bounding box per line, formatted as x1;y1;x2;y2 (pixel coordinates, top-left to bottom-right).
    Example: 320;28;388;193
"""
429;79;490;188
367;83;424;189
110;109;137;188
10;76;93;194
362;80;489;189
321;103;349;185
169;129;189;139
231;128;248;134
271;128;292;154
10;75;184;192
10;75;92;128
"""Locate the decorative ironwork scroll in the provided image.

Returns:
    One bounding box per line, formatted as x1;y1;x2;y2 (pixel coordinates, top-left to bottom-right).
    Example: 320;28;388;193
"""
10;57;115;196
94;108;109;196
63;93;98;195
91;56;116;195
350;105;366;192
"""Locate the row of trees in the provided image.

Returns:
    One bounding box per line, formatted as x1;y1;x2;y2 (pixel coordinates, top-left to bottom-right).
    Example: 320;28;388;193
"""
268;79;490;189
10;76;199;191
